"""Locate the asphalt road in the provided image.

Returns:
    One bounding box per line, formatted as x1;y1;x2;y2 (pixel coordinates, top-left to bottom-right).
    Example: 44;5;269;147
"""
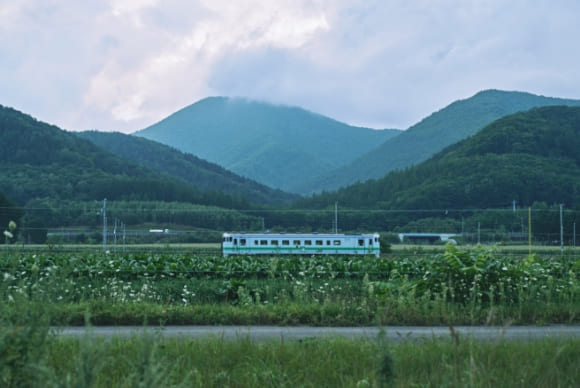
53;325;580;342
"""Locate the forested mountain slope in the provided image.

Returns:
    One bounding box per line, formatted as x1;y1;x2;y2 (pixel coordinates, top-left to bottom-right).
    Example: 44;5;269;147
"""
134;97;399;193
296;106;580;210
301;90;580;193
77;131;296;206
0;104;248;208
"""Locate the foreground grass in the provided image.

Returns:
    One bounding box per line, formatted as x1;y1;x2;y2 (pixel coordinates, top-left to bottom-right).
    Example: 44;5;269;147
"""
3;323;579;387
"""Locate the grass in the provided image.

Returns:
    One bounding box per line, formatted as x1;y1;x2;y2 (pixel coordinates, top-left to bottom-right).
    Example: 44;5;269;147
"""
2;299;577;327
2;321;579;387
1;245;579;386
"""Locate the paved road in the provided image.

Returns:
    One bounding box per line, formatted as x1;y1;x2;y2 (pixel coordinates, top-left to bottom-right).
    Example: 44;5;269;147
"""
53;325;580;342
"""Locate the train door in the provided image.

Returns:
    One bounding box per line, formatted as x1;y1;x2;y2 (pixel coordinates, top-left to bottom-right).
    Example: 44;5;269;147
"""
357;238;364;254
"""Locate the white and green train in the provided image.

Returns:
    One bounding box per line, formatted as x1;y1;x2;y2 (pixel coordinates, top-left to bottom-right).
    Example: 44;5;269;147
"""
222;232;380;257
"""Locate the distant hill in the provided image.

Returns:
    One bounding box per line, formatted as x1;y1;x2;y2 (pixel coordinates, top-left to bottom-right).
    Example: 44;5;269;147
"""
0;104;250;208
133;97;399;193
77;131;296;206
300;90;580;193
296;105;580;210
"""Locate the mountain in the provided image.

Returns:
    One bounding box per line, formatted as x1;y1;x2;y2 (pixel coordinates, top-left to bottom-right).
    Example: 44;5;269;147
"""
76;130;296;206
300;90;580;193
0;104;250;208
133;97;400;193
296;105;580;210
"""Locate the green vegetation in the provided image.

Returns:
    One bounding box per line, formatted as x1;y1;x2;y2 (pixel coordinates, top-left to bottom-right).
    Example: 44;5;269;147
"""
6;100;580;244
1;244;578;386
1;244;577;326
2;247;576;387
23;198;262;231
0;104;257;209
135;96;399;193
1;325;578;387
5;91;580;386
77;130;295;206
298;106;580;233
306;89;580;193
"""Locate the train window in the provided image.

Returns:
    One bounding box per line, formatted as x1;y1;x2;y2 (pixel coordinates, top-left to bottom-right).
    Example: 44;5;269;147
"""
326;240;330;245
315;240;323;246
254;240;259;245
282;240;290;245
271;240;278;245
293;240;301;246
240;239;246;246
333;240;341;246
234;239;238;245
358;239;364;246
260;240;267;245
304;240;312;246
369;239;373;245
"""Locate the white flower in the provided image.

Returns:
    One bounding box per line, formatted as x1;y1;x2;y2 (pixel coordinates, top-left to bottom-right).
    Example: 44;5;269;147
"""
3;230;13;239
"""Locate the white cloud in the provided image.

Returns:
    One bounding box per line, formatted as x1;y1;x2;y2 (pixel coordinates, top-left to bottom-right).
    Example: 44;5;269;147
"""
84;0;330;126
1;0;579;132
109;0;159;16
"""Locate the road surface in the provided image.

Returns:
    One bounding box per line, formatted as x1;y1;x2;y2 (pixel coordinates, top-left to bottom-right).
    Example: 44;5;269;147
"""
53;325;580;342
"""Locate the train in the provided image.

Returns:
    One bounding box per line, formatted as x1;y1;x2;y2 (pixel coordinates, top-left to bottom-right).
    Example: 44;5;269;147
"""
222;232;380;257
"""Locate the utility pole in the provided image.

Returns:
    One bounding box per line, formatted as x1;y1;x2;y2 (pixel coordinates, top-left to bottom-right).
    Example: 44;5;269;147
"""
113;218;118;253
102;198;107;252
528;207;532;255
560;204;564;254
334;202;338;234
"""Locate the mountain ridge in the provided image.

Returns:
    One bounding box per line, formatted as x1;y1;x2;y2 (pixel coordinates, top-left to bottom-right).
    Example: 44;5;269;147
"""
295;105;580;210
134;97;400;192
298;89;580;193
0;104;264;208
77;130;296;206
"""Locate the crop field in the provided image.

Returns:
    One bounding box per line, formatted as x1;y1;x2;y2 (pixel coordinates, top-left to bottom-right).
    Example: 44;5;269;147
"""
1;244;579;386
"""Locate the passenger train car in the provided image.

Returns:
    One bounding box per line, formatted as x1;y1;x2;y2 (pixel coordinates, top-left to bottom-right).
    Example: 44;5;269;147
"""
222;232;380;257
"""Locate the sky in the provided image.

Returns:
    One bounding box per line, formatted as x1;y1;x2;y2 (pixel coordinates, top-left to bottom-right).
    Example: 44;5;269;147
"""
1;0;579;133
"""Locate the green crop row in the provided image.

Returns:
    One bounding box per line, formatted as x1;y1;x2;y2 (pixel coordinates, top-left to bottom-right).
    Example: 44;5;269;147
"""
1;244;579;325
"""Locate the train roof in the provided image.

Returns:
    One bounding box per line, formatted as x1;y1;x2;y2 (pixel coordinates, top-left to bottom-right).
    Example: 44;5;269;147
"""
223;232;379;237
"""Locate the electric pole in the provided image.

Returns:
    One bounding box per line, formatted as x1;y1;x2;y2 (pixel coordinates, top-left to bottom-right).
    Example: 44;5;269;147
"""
102;198;107;252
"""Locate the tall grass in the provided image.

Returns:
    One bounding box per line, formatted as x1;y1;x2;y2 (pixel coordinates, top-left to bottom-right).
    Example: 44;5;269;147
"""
3;320;579;387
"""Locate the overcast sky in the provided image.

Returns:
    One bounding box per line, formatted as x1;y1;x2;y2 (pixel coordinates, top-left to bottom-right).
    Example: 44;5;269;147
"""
1;0;579;133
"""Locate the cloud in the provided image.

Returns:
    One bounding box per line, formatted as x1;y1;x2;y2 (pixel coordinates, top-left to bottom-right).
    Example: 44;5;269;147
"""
0;0;579;132
83;0;330;128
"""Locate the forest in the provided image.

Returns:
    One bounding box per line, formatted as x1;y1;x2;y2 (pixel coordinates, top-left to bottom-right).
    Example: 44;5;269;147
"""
3;104;580;245
297;106;580;210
